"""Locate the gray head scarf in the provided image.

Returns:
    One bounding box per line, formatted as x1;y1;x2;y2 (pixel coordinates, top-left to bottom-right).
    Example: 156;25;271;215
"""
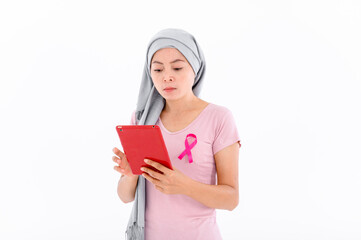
125;28;206;240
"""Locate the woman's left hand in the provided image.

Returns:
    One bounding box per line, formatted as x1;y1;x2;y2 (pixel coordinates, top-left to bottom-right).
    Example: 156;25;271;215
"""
141;159;191;195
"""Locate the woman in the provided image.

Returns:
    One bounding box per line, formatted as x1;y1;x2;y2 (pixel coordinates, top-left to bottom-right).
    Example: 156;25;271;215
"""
112;28;241;240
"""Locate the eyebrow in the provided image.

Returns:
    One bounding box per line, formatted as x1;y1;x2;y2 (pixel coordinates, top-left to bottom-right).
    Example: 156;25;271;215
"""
152;59;185;64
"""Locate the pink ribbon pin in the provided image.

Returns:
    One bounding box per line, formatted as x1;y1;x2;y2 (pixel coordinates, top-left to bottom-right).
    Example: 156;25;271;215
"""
178;134;197;163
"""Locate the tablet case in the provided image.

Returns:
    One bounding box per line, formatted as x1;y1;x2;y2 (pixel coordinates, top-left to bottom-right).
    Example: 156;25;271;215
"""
115;125;173;175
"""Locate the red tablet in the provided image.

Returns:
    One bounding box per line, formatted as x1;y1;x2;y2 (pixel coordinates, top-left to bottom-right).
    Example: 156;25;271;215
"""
115;125;173;175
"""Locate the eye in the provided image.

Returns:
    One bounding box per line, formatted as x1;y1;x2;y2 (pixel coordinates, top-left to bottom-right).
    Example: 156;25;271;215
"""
153;68;182;72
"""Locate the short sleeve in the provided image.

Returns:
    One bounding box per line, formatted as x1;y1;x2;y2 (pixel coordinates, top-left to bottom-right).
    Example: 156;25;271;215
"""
212;109;241;155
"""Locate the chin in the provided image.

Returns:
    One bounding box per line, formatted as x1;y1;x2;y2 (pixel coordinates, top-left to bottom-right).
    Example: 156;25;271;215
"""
162;96;180;101
161;93;182;101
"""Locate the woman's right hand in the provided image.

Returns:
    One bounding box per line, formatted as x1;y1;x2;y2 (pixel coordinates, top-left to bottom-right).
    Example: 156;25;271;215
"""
112;147;134;177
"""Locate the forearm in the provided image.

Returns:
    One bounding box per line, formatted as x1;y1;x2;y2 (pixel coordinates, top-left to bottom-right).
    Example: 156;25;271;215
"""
184;178;238;211
117;175;139;203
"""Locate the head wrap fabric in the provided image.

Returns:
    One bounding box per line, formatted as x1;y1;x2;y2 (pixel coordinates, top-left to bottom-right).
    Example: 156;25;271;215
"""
135;28;206;125
126;28;206;240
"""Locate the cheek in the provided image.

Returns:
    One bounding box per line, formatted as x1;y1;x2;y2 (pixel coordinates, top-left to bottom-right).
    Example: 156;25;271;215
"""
184;72;195;87
150;75;161;87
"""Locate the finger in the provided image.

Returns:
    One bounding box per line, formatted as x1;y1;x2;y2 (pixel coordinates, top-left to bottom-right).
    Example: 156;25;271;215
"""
141;167;163;180
112;156;124;168
112;156;120;164
112;149;127;168
117;156;129;169
142;172;161;186
144;159;170;175
119;160;127;169
155;185;164;193
113;165;125;174
113;147;125;158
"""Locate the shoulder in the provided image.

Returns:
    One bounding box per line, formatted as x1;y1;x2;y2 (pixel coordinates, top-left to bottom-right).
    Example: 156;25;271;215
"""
199;103;237;132
205;103;234;119
204;103;240;154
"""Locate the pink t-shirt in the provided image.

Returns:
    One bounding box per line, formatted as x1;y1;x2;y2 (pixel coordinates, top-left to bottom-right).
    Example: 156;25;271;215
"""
131;103;241;240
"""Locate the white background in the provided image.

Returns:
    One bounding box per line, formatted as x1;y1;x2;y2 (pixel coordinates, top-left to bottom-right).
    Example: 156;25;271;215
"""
1;0;360;239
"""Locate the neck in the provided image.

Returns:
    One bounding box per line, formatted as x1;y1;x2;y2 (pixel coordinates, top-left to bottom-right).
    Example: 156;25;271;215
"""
163;93;200;114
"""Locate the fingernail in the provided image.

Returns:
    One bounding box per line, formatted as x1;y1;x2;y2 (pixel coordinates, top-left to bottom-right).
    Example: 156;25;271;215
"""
144;159;149;163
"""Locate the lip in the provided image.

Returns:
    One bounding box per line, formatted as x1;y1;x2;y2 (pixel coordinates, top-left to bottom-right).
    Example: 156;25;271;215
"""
163;87;176;92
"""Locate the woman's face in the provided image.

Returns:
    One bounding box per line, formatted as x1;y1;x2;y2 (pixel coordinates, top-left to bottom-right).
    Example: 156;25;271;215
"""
150;48;196;101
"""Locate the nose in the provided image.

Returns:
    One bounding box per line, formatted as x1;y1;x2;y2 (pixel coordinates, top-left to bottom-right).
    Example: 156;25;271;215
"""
164;77;173;82
163;73;174;82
